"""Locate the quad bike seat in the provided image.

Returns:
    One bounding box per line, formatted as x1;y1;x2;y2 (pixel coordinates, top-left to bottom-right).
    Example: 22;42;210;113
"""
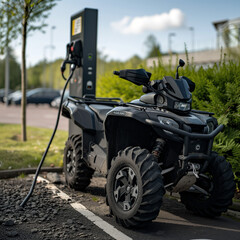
89;104;113;122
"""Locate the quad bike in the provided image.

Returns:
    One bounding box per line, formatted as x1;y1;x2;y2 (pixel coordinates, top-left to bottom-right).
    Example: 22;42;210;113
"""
62;49;235;227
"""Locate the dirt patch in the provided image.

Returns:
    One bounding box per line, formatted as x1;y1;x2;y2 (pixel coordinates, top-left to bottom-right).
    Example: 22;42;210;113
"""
11;135;21;141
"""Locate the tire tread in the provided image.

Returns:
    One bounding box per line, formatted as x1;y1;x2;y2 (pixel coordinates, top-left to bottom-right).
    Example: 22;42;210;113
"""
180;153;235;217
63;135;94;191
107;146;165;228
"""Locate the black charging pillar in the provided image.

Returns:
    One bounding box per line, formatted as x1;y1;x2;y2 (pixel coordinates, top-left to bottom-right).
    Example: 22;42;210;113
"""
69;8;98;136
70;8;98;97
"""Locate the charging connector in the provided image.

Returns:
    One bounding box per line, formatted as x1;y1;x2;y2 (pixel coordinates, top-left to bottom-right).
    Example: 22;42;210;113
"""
20;67;75;207
20;40;82;207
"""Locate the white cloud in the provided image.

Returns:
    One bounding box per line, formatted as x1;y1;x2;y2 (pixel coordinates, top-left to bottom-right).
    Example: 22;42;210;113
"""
111;8;185;34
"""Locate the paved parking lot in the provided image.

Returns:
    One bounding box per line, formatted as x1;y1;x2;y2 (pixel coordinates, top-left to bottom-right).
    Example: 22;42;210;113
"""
0;104;68;130
1;102;240;240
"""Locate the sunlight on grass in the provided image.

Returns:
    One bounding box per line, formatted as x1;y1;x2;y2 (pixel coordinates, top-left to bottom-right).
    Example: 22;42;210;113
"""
0;124;68;170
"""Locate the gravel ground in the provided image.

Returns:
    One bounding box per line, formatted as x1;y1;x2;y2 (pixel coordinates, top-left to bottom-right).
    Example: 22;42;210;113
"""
0;176;113;240
1;173;239;240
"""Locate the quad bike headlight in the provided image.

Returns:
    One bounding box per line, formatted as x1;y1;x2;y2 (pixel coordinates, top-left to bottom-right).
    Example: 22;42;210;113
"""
158;116;179;128
207;121;215;133
174;101;191;111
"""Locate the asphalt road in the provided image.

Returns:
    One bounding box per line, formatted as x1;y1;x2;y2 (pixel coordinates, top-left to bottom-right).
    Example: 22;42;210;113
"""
0;103;68;130
1;103;240;239
60;175;240;240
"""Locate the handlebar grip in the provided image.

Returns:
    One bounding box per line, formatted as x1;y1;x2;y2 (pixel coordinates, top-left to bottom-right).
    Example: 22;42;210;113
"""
113;71;120;76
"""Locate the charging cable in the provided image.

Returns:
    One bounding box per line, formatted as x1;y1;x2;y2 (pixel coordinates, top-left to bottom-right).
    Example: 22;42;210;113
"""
20;64;76;207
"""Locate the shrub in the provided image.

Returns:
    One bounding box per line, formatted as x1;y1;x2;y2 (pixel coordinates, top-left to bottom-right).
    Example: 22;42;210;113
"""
96;56;240;186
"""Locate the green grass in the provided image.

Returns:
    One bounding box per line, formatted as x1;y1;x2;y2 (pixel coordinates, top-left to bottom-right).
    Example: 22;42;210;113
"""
92;196;99;202
0;123;68;170
19;173;26;178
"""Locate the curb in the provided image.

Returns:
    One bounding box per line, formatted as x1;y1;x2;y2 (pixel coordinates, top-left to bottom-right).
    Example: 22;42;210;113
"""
0;167;63;179
38;176;132;240
226;209;240;219
229;201;240;212
166;191;240;219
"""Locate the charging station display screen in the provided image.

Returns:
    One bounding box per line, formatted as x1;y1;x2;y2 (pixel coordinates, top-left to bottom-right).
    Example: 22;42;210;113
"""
72;17;82;36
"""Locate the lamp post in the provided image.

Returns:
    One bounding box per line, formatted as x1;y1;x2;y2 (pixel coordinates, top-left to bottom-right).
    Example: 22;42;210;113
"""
5;7;10;107
168;32;176;55
189;27;194;52
5;46;9;106
43;45;50;87
50;26;56;88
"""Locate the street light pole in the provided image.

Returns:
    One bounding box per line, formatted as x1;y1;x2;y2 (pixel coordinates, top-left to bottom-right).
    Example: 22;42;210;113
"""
43;46;50;87
5;7;10;107
5;46;9;106
168;33;176;55
50;26;56;88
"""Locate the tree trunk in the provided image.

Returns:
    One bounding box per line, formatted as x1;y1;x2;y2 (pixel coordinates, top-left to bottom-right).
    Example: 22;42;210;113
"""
21;4;28;141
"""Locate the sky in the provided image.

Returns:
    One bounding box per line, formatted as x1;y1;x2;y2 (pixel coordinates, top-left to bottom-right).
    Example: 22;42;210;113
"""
7;0;240;67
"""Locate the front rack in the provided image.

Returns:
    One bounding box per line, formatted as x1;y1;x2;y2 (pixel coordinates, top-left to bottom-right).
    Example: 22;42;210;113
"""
145;119;224;157
67;96;157;109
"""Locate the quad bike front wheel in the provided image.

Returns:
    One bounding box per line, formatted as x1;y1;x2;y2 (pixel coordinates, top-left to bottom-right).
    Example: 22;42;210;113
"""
106;146;165;228
63;135;94;190
180;153;235;217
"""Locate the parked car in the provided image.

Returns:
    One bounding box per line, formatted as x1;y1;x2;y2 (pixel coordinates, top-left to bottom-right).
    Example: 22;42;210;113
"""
50;90;69;108
0;89;13;102
3;90;22;105
12;88;60;105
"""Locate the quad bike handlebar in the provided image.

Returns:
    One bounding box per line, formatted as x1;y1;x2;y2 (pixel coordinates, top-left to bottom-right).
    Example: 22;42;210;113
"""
113;59;194;95
113;71;120;76
113;69;151;86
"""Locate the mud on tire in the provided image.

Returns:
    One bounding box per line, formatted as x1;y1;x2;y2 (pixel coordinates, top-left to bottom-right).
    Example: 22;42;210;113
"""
106;146;165;228
180;153;235;217
63;135;94;190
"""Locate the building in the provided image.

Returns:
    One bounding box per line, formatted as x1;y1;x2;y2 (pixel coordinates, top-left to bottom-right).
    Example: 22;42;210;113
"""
147;18;240;69
213;17;240;49
146;48;229;69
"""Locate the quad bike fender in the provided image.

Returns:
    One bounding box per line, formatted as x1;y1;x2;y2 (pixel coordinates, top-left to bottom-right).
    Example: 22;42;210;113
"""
105;105;149;121
105;106;156;169
62;100;98;132
105;106;150;138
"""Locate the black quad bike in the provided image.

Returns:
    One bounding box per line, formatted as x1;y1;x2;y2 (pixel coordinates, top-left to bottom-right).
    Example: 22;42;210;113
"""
62;57;235;227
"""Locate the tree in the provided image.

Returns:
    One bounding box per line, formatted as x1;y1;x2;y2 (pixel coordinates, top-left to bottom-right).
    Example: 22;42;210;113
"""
27;60;46;88
125;55;142;68
0;0;58;141
0;1;20;107
144;34;161;58
0;48;21;89
0;1;19;54
97;50;108;76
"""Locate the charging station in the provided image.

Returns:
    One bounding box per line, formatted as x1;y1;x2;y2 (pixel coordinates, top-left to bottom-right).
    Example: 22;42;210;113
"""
69;8;98;136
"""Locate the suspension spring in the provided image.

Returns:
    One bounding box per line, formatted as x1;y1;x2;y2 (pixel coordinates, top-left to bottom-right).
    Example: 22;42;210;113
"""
152;138;166;162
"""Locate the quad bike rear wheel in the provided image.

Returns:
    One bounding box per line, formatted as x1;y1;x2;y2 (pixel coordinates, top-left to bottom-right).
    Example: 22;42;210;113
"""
180;153;235;217
63;135;94;190
106;146;165;228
